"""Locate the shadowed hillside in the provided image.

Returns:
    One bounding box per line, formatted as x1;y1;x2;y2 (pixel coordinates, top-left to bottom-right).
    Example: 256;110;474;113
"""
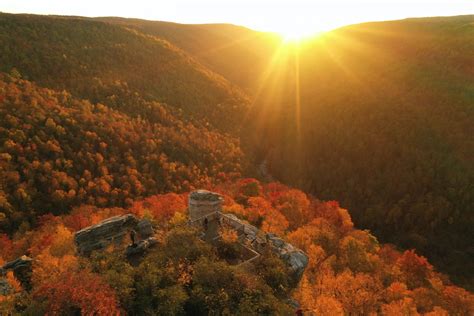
97;17;281;92
247;15;474;288
0;13;249;132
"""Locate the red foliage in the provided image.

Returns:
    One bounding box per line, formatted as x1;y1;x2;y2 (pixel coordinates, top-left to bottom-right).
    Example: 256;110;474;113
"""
131;193;187;221
33;270;121;315
442;285;474;315
37;213;61;228
237;178;263;199
378;244;401;265
264;182;289;205
396;250;433;289
0;234;14;260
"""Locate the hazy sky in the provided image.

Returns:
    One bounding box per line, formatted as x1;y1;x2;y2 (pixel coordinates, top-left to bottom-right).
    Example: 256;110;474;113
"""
2;0;473;36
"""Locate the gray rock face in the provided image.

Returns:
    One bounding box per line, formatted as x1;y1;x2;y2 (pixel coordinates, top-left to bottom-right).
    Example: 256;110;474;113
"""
125;237;158;257
137;219;154;239
1;255;33;291
0;277;11;295
281;250;309;283
188;190;223;221
2;255;33;271
217;207;309;284
74;214;141;255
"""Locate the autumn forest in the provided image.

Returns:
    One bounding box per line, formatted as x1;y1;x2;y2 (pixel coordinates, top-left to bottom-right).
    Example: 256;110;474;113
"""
0;12;473;315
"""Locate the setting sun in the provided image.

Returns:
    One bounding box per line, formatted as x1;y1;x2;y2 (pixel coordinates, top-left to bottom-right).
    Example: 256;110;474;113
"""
275;22;325;41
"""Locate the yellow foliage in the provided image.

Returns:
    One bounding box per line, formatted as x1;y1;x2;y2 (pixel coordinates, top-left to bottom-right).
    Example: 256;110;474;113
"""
169;211;187;227
313;295;345;316
220;227;238;243
49;225;75;257
32;252;79;287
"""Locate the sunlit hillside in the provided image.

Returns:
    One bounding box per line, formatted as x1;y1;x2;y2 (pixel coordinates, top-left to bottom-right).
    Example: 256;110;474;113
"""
0;73;242;233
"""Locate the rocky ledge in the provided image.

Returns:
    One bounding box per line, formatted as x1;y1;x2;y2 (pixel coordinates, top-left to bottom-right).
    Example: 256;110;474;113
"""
74;214;155;256
221;213;308;284
0;255;33;292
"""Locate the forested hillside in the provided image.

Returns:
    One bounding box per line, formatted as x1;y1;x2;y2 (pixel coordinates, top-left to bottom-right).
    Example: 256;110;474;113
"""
116;15;474;287
0;10;473;299
97;17;281;92
1;179;473;314
245;16;474;287
0;74;242;233
0;13;249;132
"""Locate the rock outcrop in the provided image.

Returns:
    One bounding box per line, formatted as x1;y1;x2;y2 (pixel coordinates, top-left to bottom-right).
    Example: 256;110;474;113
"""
0;277;11;295
125;237;159;257
220;213;308;283
72;190;308;284
0;255;33;291
188;190;223;221
188;190;309;284
137;219;154;239
74;214;151;255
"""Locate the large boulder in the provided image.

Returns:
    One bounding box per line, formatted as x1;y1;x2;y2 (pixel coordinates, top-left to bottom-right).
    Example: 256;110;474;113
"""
125;237;159;261
281;250;309;284
267;233;309;284
74;214;140;255
137;219;154;239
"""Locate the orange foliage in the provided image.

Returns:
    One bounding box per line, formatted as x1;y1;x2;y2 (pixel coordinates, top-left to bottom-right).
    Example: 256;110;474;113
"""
261;208;289;235
441;286;474;315
313;295;345;316
313;201;353;234
31;252;79;287
275;189;310;229
385;282;410;302
381;297;419;316
131;193;186;221
322;271;383;315
6;271;22;293
245;197;271;225
1;177;473;315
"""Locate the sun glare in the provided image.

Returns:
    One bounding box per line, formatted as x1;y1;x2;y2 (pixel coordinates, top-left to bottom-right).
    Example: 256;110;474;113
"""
274;21;328;42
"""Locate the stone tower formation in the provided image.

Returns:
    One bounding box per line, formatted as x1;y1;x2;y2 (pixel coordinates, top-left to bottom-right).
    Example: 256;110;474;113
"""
188;189;223;221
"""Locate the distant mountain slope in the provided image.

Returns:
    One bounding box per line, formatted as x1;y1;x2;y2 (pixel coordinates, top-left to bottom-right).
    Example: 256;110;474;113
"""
246;15;474;287
0;73;242;233
0;13;249;132
97;17;281;92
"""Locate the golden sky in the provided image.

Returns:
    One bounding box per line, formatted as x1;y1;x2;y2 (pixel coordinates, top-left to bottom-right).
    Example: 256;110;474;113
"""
2;0;473;38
